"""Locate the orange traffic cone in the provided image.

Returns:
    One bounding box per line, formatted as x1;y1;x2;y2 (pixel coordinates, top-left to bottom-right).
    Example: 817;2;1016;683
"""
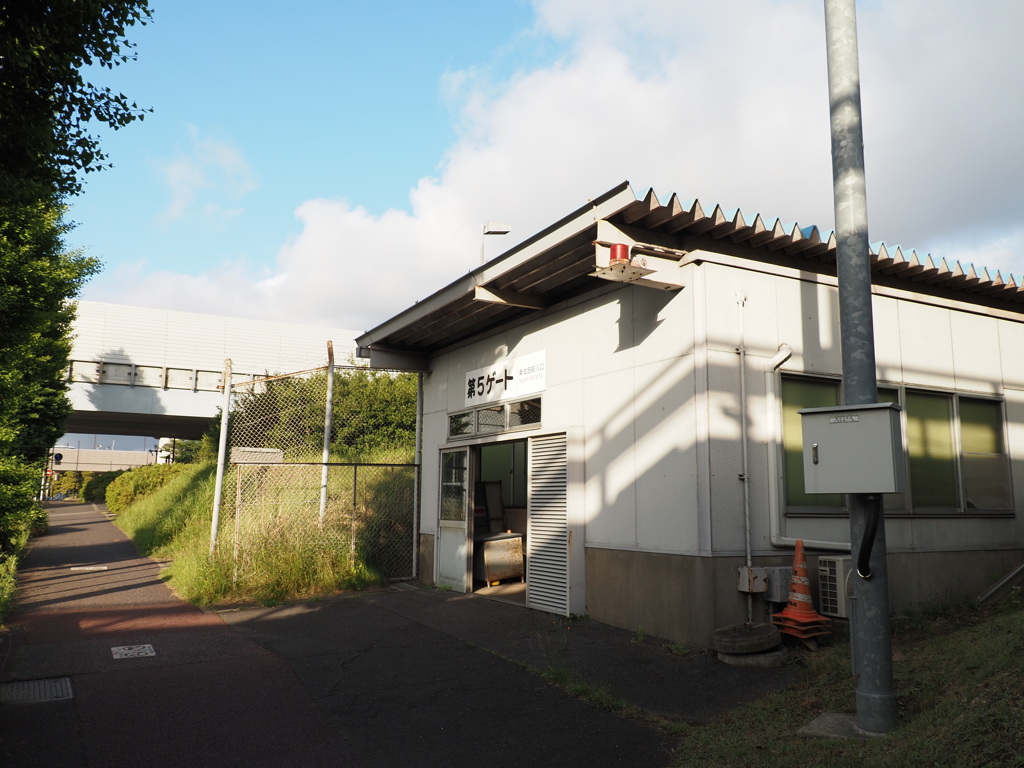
772;539;831;646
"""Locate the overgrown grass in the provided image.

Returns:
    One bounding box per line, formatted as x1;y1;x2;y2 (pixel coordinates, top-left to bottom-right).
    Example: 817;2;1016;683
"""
110;463;383;605
669;594;1024;768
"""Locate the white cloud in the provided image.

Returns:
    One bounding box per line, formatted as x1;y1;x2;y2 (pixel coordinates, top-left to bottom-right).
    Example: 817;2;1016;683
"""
156;125;258;226
922;224;1024;282
97;0;1024;330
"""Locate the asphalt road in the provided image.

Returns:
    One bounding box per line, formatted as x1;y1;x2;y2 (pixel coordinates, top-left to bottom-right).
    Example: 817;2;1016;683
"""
1;502;798;767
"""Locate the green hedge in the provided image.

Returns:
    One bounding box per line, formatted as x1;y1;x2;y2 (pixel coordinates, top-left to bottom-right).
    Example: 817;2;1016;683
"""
0;457;46;623
82;470;123;503
105;464;188;514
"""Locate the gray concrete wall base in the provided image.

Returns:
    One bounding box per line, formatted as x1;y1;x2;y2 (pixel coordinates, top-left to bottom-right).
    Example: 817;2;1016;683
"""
582;546;1024;646
418;533;435;587
584;548;724;645
885;548;1024;611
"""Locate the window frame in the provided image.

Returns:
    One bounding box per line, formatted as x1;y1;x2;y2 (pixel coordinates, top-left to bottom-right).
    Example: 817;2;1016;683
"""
447;396;542;441
780;374;1014;518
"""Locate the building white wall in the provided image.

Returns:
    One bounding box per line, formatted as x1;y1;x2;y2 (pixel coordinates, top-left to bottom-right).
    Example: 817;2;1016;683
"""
51;448;152;472
423;253;1024;563
693;258;1024;560
417;250;1024;638
421;281;701;555
72;300;360;376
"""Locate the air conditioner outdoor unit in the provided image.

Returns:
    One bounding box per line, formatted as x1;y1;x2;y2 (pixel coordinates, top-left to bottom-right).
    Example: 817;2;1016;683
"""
818;556;853;618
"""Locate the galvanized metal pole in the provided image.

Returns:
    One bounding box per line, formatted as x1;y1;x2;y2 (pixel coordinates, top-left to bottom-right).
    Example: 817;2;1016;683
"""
210;358;233;556
319;341;335;525
824;0;897;734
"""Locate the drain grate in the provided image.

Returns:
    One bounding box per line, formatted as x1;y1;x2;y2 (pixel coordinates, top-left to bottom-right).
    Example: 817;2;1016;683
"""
111;644;155;659
0;677;74;704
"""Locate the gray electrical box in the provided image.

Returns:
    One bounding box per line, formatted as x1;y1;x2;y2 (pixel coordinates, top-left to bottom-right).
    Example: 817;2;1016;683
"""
798;402;905;494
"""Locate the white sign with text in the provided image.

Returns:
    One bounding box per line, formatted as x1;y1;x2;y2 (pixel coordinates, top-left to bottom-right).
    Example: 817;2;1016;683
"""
464;351;546;407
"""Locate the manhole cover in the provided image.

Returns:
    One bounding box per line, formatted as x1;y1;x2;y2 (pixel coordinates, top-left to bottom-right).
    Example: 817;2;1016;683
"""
0;677;74;704
111;644;155;659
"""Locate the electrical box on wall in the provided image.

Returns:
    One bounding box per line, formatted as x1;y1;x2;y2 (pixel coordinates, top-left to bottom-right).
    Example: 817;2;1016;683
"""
798;402;905;494
765;566;793;603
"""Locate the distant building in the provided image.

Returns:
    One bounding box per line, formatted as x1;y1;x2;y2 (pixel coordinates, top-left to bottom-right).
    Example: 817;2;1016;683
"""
50;448;154;473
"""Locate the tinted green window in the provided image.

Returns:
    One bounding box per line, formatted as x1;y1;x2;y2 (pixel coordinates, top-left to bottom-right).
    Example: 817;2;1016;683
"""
959;398;1011;510
905;392;957;508
782;377;842;507
876;387;906;510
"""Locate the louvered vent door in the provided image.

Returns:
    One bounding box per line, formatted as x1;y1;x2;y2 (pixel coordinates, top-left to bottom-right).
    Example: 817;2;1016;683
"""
526;433;569;615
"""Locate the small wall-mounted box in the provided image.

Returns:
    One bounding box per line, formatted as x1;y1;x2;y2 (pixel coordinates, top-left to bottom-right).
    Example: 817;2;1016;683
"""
798;402;905;494
737;565;769;593
765;566;793;603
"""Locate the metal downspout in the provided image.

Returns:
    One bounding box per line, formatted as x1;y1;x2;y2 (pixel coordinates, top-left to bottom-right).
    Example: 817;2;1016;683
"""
413;372;423;580
736;294;753;622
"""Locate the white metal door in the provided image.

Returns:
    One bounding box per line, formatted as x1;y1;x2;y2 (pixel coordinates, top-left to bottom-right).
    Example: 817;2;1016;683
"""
526;433;569;615
437;448;471;591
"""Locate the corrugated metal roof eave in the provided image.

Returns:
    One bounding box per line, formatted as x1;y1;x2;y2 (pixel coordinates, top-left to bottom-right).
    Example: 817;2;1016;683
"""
356;182;638;349
357;183;1024;356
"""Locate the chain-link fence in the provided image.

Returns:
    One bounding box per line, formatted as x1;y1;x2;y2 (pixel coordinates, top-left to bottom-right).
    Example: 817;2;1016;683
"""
211;355;419;590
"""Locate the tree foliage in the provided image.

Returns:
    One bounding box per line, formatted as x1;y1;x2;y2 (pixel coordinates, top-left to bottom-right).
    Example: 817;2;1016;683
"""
0;2;150;621
173;431;219;465
229;368;418;463
332;368;418;458
0;1;153;200
0;1;148;461
0;199;98;460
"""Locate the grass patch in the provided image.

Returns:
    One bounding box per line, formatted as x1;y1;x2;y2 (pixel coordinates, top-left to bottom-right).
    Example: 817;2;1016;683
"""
542;666;640;717
670;594;1024;768
111;463;384;605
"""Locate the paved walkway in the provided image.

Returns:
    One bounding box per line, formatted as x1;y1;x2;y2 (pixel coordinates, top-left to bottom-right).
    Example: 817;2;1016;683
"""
1;502;799;767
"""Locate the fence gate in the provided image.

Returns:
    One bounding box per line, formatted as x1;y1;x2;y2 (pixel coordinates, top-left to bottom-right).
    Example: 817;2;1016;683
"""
211;356;419;589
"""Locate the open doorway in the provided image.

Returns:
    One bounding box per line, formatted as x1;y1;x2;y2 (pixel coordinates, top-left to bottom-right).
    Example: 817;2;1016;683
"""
472;439;528;604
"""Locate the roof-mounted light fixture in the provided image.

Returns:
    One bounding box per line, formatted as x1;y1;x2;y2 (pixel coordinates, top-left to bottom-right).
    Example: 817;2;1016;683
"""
591;241;687;291
481;222;511;263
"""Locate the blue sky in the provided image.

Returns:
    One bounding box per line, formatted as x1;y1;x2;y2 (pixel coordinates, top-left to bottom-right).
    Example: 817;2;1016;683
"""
70;0;1024;334
71;1;543;282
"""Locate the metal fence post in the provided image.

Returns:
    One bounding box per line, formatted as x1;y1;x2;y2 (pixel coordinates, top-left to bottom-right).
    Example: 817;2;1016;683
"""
210;358;233;556
319;341;335;525
351;464;358;558
233;465;242;584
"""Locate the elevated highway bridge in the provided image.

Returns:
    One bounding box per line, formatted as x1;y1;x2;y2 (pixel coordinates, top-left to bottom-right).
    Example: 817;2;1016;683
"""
64;301;359;440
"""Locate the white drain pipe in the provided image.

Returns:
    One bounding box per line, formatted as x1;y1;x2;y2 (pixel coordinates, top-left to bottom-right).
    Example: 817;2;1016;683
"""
736;294;753;622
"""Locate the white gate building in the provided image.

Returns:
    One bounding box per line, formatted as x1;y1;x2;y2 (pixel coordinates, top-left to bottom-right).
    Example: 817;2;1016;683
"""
357;182;1024;645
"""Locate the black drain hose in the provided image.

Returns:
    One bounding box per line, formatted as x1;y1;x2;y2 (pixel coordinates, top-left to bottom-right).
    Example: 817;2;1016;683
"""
857;497;879;579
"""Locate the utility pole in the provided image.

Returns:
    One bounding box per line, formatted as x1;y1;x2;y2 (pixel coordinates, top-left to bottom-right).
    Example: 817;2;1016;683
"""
823;0;897;734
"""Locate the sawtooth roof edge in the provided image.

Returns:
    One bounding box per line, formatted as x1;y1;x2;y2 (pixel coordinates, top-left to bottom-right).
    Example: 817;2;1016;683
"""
356;183;1024;356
